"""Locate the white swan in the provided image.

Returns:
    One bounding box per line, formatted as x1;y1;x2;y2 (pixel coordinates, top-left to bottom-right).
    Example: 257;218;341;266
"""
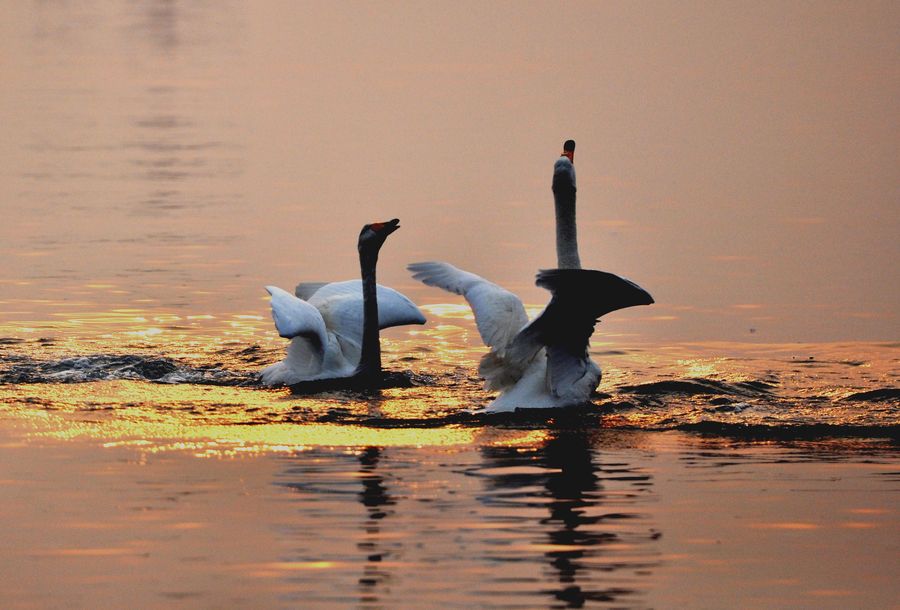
261;219;425;388
408;141;653;412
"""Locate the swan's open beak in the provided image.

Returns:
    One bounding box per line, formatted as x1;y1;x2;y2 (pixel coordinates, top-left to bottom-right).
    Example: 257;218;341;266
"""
374;218;400;236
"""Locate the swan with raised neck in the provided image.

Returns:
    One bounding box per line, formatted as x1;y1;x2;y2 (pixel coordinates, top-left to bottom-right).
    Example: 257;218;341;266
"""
553;139;581;269
407;141;654;412
353;218;400;381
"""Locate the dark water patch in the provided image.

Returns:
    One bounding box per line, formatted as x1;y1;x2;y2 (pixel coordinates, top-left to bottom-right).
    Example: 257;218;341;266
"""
784;357;868;367
617;378;774;398
673;421;899;442
227;344;274;365
263;400;900;443
602;400;640;411
0;354;255;386
301;403;614;431
842;388;900;402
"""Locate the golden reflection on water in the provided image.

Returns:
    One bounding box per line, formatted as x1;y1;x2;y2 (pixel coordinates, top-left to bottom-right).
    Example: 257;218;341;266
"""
0;306;279;361
3;302;898;460
0;376;550;456
22;415;545;458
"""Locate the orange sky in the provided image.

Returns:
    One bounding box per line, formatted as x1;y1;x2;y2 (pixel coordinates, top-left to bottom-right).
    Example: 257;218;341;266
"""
1;1;897;342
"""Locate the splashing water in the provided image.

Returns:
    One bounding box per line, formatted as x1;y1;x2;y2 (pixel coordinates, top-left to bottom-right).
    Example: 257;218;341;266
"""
1;311;896;457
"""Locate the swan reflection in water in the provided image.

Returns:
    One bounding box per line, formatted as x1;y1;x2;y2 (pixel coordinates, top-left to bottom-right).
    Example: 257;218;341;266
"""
356;446;397;603
274;444;400;608
476;429;661;607
273;428;661;607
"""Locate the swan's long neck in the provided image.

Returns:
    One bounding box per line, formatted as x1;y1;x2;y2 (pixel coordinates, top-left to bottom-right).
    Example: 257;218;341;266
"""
354;247;381;378
552;159;581;269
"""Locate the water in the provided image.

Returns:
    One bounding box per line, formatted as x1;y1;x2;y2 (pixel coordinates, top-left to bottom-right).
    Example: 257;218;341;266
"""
1;2;898;607
1;325;897;436
0;414;896;608
0;321;897;607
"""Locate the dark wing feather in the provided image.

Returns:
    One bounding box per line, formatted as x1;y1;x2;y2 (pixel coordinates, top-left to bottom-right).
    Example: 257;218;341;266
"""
528;269;654;394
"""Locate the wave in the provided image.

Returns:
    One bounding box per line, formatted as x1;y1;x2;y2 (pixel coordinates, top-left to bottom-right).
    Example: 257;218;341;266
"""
0;354;255;386
671;421;899;441
616;378;775;397
281;407;900;440
2;352;896;438
842;388;900;402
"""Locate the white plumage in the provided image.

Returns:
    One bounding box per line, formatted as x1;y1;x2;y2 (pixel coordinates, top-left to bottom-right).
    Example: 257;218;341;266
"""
406;140;652;412
261;280;425;386
407;262;580;412
408;262;652;413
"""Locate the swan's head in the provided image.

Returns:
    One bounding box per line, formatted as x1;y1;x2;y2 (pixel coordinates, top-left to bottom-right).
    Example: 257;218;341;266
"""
358;218;400;251
562;139;575;162
553;160;576;194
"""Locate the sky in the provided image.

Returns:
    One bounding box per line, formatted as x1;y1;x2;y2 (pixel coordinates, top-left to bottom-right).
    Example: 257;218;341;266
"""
0;1;897;343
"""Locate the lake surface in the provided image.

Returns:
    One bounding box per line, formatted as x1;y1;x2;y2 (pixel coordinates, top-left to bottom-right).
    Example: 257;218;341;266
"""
0;408;897;609
1;2;898;608
1;324;898;608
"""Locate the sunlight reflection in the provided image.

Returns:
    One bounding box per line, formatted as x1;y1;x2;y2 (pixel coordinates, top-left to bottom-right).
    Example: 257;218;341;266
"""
419;303;473;319
0;376;557;457
128;327;164;337
675;358;721;378
36;419;480;456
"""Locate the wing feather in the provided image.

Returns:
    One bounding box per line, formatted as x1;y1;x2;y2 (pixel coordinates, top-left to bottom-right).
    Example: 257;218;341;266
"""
265;286;328;349
306;280;425;346
407;261;527;350
529;268;653;396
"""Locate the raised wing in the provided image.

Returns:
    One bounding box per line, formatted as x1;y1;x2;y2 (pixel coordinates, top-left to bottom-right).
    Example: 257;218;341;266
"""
528;269;653;395
407;261;528;350
265;286;328;349
307;280;426;346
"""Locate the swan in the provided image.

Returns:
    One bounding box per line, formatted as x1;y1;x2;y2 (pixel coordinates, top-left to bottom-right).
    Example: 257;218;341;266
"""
261;219;425;390
408;141;653;412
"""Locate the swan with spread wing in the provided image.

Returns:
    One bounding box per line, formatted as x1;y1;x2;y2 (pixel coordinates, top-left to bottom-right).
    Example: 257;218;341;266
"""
408;141;653;412
261;219;425;388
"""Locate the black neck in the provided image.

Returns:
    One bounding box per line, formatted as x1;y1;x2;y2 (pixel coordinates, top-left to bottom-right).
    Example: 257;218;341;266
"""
353;248;381;378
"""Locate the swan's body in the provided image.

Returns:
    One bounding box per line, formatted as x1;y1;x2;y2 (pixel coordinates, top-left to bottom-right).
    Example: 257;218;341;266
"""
261;281;425;385
408;263;651;412
408;140;653;412
261;220;425;388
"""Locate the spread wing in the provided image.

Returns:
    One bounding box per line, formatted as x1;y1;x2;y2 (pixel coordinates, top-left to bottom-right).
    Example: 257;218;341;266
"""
306;280;426;346
526;269;654;396
407;261;528;350
265;286;328;350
